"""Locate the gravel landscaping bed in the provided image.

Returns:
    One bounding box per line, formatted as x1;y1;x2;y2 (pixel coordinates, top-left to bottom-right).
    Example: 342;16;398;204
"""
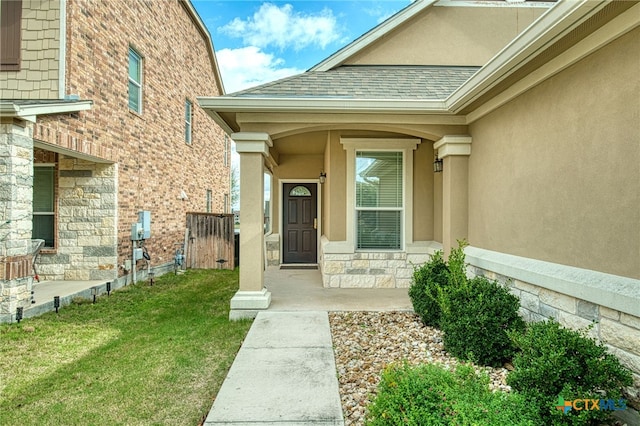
329;311;511;425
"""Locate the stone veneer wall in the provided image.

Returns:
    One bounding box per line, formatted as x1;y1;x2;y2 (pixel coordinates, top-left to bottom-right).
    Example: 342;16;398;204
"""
265;234;279;267
36;156;117;281
466;263;640;406
321;251;430;288
0;121;35;320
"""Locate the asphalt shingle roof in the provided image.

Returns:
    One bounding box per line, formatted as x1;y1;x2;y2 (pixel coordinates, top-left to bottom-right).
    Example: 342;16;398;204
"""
230;65;480;100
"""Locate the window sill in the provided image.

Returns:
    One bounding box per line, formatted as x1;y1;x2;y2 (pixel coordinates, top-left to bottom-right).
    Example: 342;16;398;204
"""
128;109;143;119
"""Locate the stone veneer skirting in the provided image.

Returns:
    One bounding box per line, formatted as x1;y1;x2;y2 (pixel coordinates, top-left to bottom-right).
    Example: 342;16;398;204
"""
314;239;639;402
464;246;640;404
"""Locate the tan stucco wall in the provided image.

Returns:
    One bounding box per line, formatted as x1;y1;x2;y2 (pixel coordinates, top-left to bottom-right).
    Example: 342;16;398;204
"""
326;131;347;241
468;28;640;279
347;5;548;66
413;141;434;241
0;0;61;98
433;172;443;243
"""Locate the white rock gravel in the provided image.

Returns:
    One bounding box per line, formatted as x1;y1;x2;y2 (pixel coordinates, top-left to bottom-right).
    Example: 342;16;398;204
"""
329;311;511;426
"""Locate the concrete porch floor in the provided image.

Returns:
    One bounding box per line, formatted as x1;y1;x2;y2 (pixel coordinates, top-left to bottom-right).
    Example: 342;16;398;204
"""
265;266;413;312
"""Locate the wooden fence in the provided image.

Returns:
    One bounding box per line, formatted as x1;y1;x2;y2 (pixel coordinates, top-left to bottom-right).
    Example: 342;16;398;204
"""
186;213;235;270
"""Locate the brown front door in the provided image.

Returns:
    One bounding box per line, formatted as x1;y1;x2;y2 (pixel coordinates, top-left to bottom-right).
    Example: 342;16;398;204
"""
283;183;317;264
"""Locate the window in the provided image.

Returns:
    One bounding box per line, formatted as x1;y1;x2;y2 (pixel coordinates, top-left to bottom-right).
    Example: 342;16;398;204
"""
224;135;229;166
185;99;192;144
356;151;403;249
0;0;22;71
128;47;142;113
341;138;419;252
206;189;212;213
264;173;271;234
33;165;56;247
289;185;311;196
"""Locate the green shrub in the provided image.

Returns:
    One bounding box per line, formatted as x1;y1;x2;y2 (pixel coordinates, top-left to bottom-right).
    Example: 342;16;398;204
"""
507;319;633;425
440;276;525;367
365;363;540;426
408;250;449;327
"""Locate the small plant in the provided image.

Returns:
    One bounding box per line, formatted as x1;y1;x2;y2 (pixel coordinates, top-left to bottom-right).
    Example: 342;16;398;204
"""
507;319;633;425
365;363;540;425
408;250;449;327
408;240;469;327
439;276;525;367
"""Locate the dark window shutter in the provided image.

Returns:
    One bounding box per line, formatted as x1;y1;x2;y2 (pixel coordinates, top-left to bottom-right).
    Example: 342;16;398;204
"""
1;0;23;71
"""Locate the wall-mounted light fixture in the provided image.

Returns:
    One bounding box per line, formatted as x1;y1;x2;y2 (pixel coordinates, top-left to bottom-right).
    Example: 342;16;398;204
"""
319;172;327;184
179;190;188;201
433;155;443;173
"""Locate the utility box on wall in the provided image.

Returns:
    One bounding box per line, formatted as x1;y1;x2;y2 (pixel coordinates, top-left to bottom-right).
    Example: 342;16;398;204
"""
138;211;151;239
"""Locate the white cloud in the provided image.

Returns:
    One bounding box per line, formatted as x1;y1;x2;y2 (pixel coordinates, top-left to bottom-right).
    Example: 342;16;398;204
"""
217;46;303;93
219;3;341;51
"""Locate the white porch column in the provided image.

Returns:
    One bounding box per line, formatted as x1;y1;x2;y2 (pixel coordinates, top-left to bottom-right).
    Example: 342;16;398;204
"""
434;135;472;258
229;132;272;320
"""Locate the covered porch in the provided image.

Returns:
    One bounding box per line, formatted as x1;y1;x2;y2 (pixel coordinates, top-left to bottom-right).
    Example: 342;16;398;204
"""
200;97;473;319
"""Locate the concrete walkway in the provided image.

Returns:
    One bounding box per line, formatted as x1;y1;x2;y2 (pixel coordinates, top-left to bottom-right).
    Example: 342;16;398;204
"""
204;311;344;425
205;268;413;425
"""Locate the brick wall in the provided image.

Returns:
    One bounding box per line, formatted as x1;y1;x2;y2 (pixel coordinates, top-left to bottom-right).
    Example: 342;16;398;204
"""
34;0;229;271
0;0;61;99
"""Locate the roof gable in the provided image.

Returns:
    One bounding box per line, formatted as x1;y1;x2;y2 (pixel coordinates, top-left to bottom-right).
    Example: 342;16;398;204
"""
310;0;438;71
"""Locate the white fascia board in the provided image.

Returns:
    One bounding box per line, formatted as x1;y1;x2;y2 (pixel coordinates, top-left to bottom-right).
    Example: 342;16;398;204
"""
446;0;608;112
435;0;555;8
310;0;438;72
0;100;93;122
198;97;448;115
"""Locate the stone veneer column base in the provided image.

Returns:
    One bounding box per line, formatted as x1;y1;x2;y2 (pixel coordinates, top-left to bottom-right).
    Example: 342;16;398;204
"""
229;288;272;320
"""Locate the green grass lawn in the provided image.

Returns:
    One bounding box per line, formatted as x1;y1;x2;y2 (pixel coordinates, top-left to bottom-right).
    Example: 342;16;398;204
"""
0;269;251;425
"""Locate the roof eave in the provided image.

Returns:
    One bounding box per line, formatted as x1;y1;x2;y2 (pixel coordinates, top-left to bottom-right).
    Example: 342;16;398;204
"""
199;96;448;115
0;100;93;122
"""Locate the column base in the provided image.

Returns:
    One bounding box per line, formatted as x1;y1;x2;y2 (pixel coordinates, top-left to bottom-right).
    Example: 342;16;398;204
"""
229;288;272;320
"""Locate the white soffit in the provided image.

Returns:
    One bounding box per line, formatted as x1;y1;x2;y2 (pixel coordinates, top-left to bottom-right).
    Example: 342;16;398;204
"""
0;100;93;123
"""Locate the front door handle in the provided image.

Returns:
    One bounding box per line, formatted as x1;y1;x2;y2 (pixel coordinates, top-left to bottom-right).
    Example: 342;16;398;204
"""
313;218;317;229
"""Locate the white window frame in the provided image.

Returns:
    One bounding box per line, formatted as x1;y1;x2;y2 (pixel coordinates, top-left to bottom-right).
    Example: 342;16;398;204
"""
128;47;143;114
33;163;56;248
224;135;230;166
185;99;193;144
341;138;419;252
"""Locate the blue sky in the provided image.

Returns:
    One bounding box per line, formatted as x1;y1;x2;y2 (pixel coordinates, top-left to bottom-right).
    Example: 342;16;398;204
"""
191;1;412;93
